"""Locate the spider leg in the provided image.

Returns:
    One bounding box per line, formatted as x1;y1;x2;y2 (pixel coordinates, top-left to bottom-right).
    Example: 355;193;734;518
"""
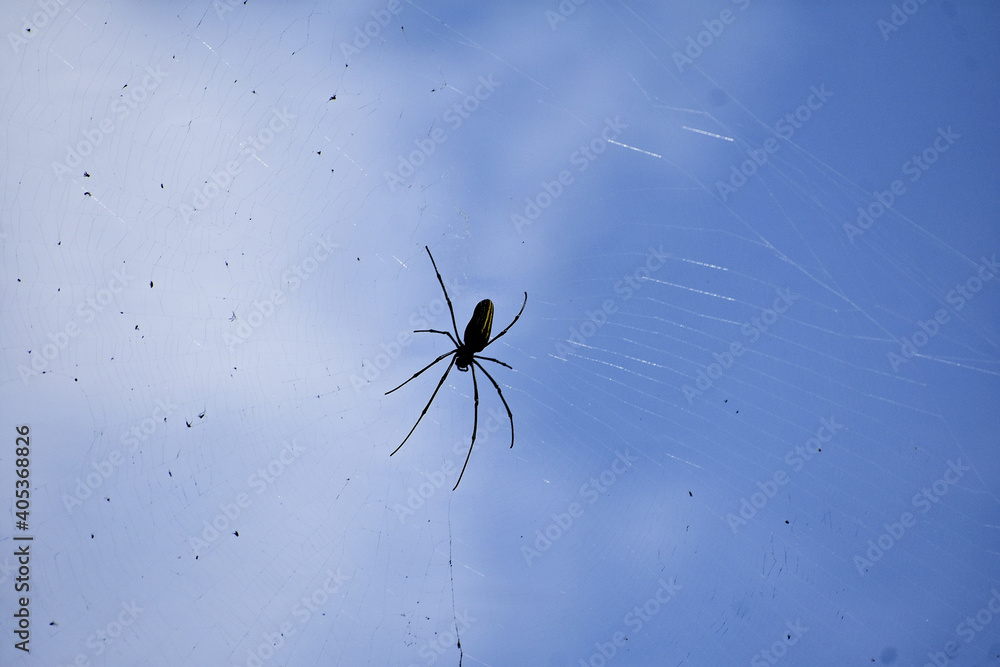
391;356;456;456
424;246;463;344
414;328;460;348
473;360;515;449
473;355;512;370
385;350;455;395
486;292;527;346
453;362;481;490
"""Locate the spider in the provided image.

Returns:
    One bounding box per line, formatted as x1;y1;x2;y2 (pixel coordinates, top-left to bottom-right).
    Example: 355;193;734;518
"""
386;246;527;490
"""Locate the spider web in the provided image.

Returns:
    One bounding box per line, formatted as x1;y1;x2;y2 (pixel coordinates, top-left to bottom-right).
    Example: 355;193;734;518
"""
2;1;999;665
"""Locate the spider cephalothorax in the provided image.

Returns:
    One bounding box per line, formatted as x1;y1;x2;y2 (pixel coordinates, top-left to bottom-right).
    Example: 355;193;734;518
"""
385;247;527;489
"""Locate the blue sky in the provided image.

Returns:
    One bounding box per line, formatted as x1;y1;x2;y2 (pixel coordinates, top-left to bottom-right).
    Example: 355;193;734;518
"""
1;1;999;665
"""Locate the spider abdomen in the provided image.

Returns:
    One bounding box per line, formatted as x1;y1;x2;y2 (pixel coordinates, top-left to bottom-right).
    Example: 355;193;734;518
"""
464;299;494;354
